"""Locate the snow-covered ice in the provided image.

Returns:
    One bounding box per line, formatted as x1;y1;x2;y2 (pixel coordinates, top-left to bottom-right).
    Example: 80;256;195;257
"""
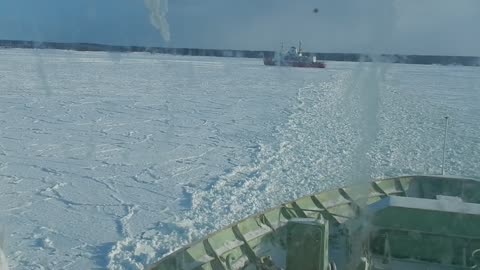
0;49;479;269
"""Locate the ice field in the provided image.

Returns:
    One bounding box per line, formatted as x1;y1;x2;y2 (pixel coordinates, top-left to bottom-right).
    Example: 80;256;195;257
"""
0;49;479;269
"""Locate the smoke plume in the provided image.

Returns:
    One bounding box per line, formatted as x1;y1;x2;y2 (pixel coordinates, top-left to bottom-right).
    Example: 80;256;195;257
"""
144;0;171;42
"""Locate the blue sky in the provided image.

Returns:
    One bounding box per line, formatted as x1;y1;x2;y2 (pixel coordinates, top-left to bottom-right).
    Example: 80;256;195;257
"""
1;0;479;56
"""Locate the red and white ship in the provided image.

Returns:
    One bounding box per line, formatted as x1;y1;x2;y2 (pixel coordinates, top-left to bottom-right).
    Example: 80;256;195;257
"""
263;42;326;68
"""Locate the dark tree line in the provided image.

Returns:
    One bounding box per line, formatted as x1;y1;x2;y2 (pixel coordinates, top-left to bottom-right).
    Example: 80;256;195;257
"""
1;39;478;67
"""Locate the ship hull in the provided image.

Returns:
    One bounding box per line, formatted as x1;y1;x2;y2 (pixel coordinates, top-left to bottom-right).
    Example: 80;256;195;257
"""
263;57;326;68
148;175;480;270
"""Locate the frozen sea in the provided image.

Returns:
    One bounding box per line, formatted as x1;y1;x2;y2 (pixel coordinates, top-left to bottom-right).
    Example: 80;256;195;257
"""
0;48;479;269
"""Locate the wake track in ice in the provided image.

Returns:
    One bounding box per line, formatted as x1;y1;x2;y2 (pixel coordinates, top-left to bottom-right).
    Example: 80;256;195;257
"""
110;62;472;269
106;70;368;269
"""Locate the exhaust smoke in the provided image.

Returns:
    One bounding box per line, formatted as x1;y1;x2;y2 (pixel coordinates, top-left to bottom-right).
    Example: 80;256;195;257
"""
145;0;171;42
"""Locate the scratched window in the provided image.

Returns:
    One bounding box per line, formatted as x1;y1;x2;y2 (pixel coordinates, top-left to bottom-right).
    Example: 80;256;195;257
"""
0;1;479;269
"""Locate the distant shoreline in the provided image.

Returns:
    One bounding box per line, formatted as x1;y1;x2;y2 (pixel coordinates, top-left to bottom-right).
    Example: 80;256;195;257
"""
1;39;479;67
